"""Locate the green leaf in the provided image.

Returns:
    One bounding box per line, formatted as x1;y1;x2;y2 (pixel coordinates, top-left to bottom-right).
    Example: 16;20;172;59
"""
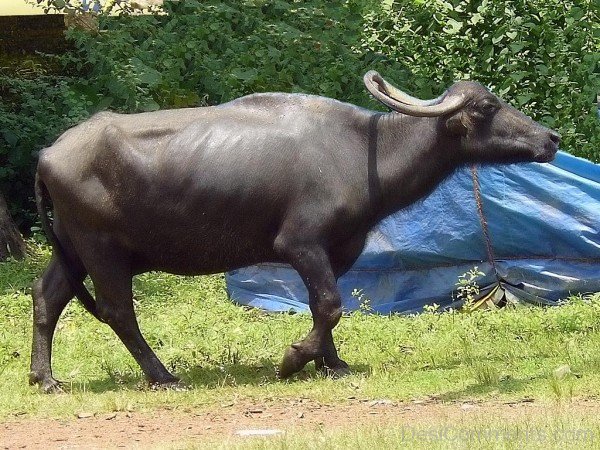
469;13;483;25
509;72;527;82
509;42;526;52
443;19;463;35
139;67;162;86
231;68;258;81
535;64;549;75
130;58;162;86
492;35;504;44
569;7;585;21
140;99;160;112
2;130;18;147
516;94;534;106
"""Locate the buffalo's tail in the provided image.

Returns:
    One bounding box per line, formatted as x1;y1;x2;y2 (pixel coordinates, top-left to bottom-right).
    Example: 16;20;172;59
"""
35;171;104;322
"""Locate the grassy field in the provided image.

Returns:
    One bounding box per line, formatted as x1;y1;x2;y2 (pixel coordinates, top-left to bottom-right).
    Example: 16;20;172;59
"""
203;412;600;450
2;243;600;424
212;421;600;450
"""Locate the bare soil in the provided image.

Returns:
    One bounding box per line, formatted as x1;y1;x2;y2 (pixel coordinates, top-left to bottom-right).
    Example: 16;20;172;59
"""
3;398;600;449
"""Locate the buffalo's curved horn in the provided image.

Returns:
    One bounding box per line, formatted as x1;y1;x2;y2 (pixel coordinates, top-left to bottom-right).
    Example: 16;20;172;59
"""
368;71;444;107
363;70;466;117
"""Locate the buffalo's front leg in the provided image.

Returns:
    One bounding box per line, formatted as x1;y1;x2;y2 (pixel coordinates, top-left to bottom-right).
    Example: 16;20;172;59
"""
313;331;350;377
276;242;349;378
311;234;367;376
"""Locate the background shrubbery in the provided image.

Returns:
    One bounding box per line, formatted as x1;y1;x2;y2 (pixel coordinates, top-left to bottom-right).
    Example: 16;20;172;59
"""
1;0;598;230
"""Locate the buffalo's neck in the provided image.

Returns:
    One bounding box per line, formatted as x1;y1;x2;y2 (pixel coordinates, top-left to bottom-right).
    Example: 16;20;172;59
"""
366;112;459;223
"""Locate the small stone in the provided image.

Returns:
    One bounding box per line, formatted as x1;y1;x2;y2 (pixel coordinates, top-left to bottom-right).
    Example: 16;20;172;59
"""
77;412;93;419
554;365;571;380
236;429;283;437
298;412;304;418
105;413;117;420
369;399;393;407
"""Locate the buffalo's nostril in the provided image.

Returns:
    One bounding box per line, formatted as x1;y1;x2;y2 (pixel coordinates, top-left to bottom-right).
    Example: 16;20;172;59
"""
550;131;560;145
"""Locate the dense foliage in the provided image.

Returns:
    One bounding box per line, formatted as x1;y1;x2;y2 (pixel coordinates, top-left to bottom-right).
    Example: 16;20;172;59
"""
1;0;598;229
0;72;89;228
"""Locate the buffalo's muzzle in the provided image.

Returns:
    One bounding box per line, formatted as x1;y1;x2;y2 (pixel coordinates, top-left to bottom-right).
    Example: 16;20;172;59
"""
535;130;560;162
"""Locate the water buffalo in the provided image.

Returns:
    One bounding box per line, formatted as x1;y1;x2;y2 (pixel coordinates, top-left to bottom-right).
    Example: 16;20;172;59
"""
30;71;559;392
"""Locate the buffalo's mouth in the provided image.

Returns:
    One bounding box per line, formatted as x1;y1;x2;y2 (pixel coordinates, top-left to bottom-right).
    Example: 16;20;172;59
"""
533;143;559;163
534;151;557;163
506;141;557;164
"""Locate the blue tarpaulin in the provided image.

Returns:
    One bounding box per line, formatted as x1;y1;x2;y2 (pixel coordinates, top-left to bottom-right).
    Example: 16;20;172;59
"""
225;151;600;313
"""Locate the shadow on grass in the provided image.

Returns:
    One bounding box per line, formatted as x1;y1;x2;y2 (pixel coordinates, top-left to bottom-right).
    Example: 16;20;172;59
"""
418;353;550;373
64;362;372;394
437;374;546;402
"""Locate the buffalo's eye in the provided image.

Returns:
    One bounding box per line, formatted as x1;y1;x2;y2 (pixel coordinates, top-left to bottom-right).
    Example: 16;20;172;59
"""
479;101;498;115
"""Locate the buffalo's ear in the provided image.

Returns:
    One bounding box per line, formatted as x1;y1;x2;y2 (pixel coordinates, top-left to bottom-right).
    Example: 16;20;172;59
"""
445;111;469;136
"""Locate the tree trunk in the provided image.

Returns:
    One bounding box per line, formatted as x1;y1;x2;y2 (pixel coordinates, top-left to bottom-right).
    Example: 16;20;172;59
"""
0;191;26;261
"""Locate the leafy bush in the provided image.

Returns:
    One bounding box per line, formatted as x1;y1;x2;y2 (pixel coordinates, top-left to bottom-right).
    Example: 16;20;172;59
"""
1;0;598;229
0;65;89;229
62;0;373;108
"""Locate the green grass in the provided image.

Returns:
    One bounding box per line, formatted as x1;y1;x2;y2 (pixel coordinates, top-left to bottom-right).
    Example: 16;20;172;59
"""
2;244;600;419
183;412;600;450
189;416;600;450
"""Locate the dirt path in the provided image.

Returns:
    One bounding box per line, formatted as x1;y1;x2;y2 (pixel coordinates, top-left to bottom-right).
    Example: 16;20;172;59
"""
3;398;600;449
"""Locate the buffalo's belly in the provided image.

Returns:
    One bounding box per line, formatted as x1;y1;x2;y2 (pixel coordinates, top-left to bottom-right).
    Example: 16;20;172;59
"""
125;216;280;275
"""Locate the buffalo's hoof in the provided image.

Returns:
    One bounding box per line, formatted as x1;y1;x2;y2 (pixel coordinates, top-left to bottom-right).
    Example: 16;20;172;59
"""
149;380;187;391
278;345;311;379
43;379;66;394
148;375;184;391
29;372;65;394
317;359;351;379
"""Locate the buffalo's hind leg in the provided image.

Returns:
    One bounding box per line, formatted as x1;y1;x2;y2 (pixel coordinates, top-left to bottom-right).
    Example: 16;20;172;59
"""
84;247;179;387
276;242;349;378
30;255;84;393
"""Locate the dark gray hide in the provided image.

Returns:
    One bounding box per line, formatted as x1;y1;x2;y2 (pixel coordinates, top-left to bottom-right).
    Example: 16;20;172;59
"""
30;71;559;392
